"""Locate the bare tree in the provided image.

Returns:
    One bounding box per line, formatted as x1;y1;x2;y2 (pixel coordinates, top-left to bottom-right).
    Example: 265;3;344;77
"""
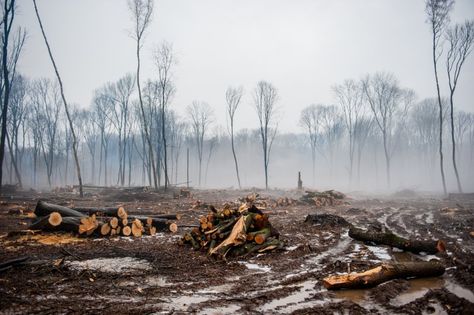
33;0;83;196
333;79;364;186
128;0;158;189
254;81;278;190
187;101;213;187
154;42;175;189
319;105;344;181
30;78;61;187
362;72;415;189
225;86;243;189
300;104;322;187
0;0;26;190
92;91;113;186
445;20;474;193
425;0;453;195
6;74;27;186
454;110;470;158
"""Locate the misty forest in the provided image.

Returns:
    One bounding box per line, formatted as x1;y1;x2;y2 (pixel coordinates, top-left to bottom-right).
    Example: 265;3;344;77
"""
1;0;474;314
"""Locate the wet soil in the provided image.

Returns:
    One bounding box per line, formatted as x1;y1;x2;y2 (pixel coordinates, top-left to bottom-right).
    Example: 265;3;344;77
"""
0;187;473;314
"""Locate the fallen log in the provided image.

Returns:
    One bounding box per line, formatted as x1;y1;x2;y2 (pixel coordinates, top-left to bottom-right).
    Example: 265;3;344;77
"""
323;261;445;290
349;226;445;254
30;214;98;235
72;206;127;219
128;216;177;232
35;200;85;218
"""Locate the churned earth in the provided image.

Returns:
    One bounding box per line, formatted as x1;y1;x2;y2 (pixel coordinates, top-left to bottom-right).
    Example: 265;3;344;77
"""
0;187;473;314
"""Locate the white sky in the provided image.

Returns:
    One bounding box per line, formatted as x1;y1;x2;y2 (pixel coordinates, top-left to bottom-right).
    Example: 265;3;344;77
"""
16;0;474;132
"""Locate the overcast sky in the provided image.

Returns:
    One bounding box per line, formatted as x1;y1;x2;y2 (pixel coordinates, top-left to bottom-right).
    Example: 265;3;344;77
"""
17;0;474;132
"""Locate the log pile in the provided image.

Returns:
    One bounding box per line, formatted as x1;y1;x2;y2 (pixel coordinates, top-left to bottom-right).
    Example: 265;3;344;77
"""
180;203;283;259
29;200;178;237
300;190;346;207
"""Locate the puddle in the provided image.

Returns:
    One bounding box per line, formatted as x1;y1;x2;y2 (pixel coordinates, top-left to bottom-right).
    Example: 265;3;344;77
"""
238;261;271;272
65;257;152;274
392;277;444;306
197;304;240;314
332;288;368;303
258;280;319;312
391;277;474;306
445;280;474;303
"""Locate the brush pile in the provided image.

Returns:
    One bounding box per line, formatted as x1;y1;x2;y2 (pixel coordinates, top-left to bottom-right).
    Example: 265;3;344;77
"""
180;203;283;259
29;200;178;237
300;190;346;207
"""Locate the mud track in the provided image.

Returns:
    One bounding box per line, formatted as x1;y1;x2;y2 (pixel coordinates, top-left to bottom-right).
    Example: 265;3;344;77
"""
1;188;473;314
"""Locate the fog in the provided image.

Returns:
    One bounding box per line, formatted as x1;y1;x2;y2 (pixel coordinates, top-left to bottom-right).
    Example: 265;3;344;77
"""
2;0;474;193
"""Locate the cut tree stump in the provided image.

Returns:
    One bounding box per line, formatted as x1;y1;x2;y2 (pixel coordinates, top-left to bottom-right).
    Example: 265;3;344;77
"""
323;261;445;290
35;200;85;218
349;226;445;254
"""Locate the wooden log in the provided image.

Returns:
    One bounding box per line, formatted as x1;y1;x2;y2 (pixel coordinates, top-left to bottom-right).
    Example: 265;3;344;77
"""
109;217;119;229
35;200;84;217
100;223;111;236
30;216;80;233
128;216;177;232
349;226;445;254
323;261;445;290
73;206;128;219
122;225;132;236
131;219;143;237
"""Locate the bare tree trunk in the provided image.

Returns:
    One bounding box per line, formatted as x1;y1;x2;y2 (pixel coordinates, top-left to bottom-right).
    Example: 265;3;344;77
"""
6;130;21;186
449;92;463;193
230;124;241;189
33;0;83;197
433;32;448;195
0;0;15;191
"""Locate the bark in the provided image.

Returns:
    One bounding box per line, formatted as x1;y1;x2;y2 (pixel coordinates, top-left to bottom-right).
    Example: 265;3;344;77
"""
30;215;85;233
349;225;445;254
34;200;85;218
323;261;445;290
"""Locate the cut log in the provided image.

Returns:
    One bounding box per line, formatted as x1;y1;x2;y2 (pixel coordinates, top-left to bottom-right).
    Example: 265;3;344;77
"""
169;223;178;233
100;223;111;236
30;216;86;233
349;226;445;254
128;216;176;232
131;219;143;237
71;206;127;219
78;215;99;235
109;217;119;229
122;225;132;236
323;261;445;290
35;200;85;218
48;212;62;226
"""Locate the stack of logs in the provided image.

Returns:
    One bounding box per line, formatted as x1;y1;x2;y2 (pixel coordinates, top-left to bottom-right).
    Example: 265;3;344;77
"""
300;190;346;207
30;200;178;237
180;204;282;259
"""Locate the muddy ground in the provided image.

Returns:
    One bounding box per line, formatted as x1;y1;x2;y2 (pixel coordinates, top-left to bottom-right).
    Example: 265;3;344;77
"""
0;187;473;314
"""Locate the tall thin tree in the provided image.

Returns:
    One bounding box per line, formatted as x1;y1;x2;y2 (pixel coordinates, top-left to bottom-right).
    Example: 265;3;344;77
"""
128;0;158;189
425;0;453;195
445;20;474;193
0;0;25;191
254;81;278;190
33;0;83;196
225;86;243;189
